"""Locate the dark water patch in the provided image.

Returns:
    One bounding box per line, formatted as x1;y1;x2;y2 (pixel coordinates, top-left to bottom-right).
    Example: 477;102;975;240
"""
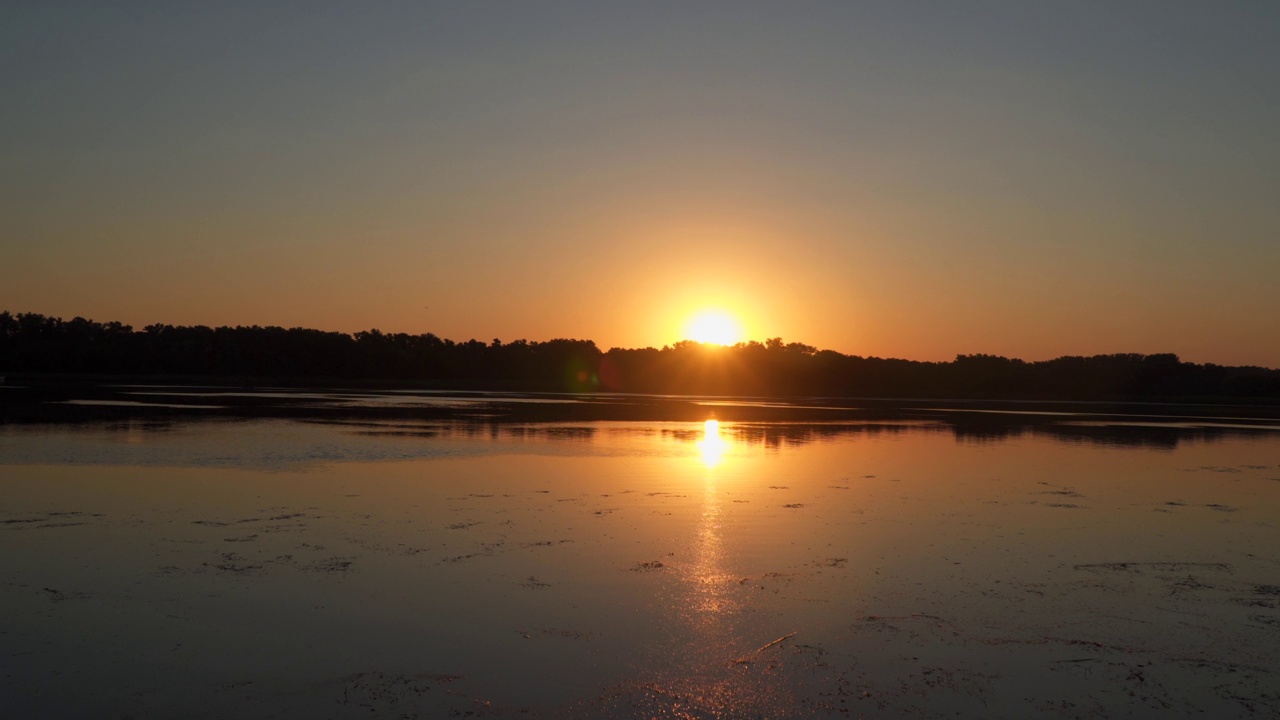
352;429;440;438
1230;597;1277;609
1074;562;1232;573
3;511;103;527
1169;576;1218;593
206;552;263;574
42;587;92;603
541;628;594;640
521;540;572;549
334;671;497;718
303;557;354;574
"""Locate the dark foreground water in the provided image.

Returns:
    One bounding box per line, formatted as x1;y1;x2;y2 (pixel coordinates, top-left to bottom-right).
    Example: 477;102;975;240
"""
1;390;1279;718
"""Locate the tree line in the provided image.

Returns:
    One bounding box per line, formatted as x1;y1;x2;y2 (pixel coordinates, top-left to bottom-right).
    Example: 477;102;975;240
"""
2;311;1278;400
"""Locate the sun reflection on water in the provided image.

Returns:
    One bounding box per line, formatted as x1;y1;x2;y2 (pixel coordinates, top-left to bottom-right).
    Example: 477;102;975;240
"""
696;419;729;468
689;419;735;618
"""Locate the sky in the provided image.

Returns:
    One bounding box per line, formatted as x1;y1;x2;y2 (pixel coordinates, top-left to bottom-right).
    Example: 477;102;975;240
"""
3;2;1278;366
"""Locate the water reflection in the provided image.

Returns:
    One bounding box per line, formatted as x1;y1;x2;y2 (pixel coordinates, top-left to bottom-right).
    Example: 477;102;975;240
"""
12;384;1280;451
4;407;1280;718
690;464;728;615
685;419;735;691
690;421;731;613
4;409;1280;474
695;419;730;468
252;415;1280;453
695;420;1280;452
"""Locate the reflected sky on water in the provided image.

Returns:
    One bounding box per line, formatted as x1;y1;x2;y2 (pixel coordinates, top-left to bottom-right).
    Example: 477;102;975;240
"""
1;410;1279;717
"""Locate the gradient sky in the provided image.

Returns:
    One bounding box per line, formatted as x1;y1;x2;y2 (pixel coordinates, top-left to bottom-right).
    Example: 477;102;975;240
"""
4;2;1278;365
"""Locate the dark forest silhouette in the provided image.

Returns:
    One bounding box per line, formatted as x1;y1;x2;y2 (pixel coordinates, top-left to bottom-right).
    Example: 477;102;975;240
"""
2;311;1278;400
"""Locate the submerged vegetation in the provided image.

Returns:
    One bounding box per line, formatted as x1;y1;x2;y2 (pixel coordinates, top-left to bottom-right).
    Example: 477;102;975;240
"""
2;311;1278;400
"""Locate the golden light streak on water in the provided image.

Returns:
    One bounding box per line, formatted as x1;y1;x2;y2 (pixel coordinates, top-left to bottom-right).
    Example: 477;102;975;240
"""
696;419;729;469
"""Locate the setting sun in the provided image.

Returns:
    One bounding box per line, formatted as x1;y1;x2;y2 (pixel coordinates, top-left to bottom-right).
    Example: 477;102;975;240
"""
685;310;744;346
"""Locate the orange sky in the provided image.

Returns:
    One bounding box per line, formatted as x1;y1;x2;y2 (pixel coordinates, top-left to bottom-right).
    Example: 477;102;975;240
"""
4;4;1278;366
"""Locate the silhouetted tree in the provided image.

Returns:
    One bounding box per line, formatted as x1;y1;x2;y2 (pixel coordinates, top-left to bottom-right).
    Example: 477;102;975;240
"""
1;311;1277;400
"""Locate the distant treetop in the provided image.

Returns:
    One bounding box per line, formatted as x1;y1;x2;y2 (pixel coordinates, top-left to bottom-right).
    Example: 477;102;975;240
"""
1;311;1276;400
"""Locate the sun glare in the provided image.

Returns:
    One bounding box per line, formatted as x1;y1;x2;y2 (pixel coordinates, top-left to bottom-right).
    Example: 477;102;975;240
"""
685;310;743;346
696;419;729;468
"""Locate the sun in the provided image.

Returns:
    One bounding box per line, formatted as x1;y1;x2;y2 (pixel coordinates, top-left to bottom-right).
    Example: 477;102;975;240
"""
685;310;744;346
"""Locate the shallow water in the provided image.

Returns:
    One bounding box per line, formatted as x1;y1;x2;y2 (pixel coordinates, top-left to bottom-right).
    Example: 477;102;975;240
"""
2;411;1278;718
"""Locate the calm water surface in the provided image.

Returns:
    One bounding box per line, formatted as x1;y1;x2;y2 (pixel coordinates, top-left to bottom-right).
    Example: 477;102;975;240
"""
2;411;1278;718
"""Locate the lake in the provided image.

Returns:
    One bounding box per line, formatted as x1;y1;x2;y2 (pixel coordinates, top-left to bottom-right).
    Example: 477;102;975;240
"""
2;389;1279;718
